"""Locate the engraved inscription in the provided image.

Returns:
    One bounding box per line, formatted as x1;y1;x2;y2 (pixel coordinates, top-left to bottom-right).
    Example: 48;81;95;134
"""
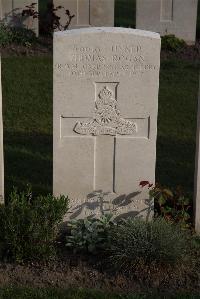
54;43;158;79
74;83;137;136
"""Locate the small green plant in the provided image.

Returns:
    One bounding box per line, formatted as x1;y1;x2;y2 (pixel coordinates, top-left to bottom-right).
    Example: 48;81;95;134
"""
66;214;114;254
10;27;37;45
139;181;192;228
109;217;189;272
0;23;37;46
161;34;186;52
0;187;69;262
0;23;13;46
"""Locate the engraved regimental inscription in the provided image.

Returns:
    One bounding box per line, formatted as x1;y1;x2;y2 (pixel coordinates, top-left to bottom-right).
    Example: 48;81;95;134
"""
54;43;158;79
74;83;137;136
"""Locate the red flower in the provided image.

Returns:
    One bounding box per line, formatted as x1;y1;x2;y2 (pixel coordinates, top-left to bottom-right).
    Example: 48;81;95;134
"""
139;181;150;188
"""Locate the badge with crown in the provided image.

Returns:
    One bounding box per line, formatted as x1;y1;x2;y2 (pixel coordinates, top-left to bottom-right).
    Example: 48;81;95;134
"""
74;85;137;136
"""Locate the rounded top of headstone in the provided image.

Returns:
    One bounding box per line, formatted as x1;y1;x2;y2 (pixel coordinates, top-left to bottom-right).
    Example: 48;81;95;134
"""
54;27;160;40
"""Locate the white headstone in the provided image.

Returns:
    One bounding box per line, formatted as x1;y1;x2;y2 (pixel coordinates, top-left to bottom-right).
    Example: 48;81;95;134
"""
0;58;4;203
136;0;198;45
53;0;114;29
1;0;38;36
194;76;200;233
53;27;160;219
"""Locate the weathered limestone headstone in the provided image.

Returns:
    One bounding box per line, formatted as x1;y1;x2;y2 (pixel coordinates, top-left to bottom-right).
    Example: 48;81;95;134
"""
136;0;198;45
194;76;200;233
1;0;38;36
53;0;114;29
54;28;160;219
0;58;4;203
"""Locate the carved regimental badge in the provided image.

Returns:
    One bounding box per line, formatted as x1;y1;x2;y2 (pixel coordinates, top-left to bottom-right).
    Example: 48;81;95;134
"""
74;83;137;136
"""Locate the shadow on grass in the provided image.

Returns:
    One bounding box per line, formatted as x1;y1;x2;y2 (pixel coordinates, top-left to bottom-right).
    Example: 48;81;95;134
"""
4;132;196;198
156;135;196;194
4;131;52;197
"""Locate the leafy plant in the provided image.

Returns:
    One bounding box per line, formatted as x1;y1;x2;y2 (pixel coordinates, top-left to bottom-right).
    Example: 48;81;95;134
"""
109;217;189;272
0;187;69;262
0;23;37;46
140;181;192;228
66;214;114;254
161;34;186;52
10;27;37;45
0;23;13;46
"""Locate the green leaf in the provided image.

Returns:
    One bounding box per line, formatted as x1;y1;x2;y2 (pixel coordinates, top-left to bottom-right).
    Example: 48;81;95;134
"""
158;195;166;206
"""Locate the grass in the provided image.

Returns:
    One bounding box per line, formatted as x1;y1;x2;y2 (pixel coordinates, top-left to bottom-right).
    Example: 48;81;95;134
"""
1;56;199;197
157;59;199;192
0;288;137;299
115;0;136;28
2;56;52;196
39;0;51;15
0;288;199;299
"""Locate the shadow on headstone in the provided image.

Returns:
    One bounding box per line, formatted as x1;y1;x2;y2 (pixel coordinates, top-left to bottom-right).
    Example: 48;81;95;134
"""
3;8;27;29
68;189;153;221
2;5;38;34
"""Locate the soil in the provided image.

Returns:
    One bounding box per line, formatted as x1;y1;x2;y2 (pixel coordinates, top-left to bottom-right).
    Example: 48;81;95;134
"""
0;252;198;296
0;36;52;57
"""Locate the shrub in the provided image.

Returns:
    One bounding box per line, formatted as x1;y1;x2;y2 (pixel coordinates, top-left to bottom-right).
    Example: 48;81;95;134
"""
0;23;37;46
66;214;114;254
0;187;69;262
11;27;37;45
0;24;13;46
161;34;186;52
139;181;192;228
108;218;189;272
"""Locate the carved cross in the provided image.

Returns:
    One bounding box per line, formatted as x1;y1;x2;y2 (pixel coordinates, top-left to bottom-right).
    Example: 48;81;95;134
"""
71;82;137;193
61;82;149;194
